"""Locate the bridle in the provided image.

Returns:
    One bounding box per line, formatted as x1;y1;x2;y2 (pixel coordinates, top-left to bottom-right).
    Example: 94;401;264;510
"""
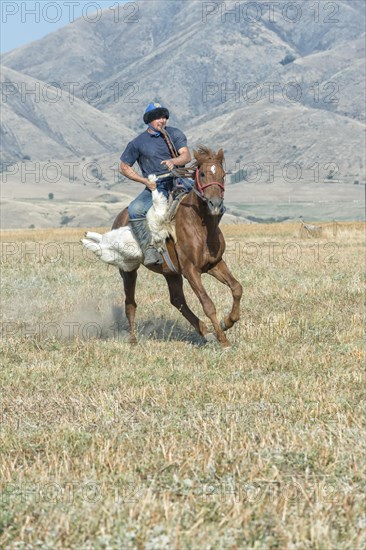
171;160;225;204
195;166;225;197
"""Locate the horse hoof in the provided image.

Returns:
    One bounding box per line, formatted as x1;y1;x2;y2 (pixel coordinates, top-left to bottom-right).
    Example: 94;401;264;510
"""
220;314;234;332
199;320;209;335
129;336;137;345
203;333;217;343
220;342;231;350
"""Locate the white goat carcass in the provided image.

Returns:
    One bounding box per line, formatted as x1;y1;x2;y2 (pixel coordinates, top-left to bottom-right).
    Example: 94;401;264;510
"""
81;227;143;272
146;188;175;250
81;178;174;271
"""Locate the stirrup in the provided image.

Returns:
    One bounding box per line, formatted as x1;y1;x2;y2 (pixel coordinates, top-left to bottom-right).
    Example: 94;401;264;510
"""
143;245;163;266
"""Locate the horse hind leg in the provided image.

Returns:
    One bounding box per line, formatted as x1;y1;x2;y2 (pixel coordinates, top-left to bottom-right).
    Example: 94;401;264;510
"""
120;268;138;344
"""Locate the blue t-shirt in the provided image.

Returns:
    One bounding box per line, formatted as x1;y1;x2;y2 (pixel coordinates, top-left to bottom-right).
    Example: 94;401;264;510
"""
120;126;187;177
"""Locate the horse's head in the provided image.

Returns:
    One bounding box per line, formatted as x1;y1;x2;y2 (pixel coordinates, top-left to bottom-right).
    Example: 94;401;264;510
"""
193;146;225;216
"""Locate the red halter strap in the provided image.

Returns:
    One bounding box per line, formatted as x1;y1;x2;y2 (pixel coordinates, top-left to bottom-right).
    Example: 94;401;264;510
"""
195;168;225;195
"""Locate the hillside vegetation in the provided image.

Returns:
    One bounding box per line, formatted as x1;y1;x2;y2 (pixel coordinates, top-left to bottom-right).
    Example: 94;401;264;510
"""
0;223;365;548
1;0;365;230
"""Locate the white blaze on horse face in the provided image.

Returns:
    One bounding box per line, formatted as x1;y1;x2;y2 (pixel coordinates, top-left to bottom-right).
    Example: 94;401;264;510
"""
211;165;216;174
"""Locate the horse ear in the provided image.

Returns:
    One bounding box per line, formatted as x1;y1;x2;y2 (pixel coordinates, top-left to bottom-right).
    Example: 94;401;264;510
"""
217;148;224;162
193;149;199;161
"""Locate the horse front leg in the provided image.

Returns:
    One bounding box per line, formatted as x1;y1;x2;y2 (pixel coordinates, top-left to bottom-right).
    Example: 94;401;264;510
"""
183;265;230;348
164;273;209;338
120;268;138;344
208;260;242;331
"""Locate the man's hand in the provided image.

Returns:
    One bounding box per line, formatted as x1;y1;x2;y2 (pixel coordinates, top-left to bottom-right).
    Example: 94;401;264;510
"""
120;161;156;189
145;179;157;191
161;147;191;171
145;176;157;191
161;159;175;171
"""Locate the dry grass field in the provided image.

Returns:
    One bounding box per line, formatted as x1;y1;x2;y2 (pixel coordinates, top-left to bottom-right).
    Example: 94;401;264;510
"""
0;222;365;549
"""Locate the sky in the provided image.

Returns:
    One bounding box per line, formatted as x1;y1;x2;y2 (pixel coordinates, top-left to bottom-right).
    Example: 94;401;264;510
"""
1;1;124;53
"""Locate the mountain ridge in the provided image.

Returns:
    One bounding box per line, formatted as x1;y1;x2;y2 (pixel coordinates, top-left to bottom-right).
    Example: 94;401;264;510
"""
1;0;365;227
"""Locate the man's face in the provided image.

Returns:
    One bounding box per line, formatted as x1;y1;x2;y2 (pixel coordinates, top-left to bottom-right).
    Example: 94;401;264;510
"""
150;116;167;132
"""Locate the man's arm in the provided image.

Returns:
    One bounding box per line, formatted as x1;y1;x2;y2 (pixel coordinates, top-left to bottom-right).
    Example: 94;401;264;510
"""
161;146;191;171
119;162;156;190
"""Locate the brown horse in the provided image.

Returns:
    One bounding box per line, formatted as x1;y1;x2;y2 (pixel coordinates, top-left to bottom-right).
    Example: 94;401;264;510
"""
112;146;242;348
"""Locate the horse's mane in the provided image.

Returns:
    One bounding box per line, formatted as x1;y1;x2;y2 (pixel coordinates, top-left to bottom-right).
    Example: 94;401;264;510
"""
173;145;221;177
183;145;218;174
194;145;217;164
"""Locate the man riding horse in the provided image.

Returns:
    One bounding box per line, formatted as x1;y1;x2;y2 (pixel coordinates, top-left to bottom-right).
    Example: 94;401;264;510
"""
119;102;191;266
84;122;243;347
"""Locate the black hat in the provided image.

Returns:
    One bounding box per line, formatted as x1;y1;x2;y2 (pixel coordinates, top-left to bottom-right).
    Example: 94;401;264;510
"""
143;102;170;124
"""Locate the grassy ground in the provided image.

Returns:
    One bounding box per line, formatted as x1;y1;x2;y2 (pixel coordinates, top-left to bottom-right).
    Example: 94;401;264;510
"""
0;222;365;549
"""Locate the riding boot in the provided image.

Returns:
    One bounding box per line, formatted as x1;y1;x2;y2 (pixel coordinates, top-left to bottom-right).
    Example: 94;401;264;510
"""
129;219;163;266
